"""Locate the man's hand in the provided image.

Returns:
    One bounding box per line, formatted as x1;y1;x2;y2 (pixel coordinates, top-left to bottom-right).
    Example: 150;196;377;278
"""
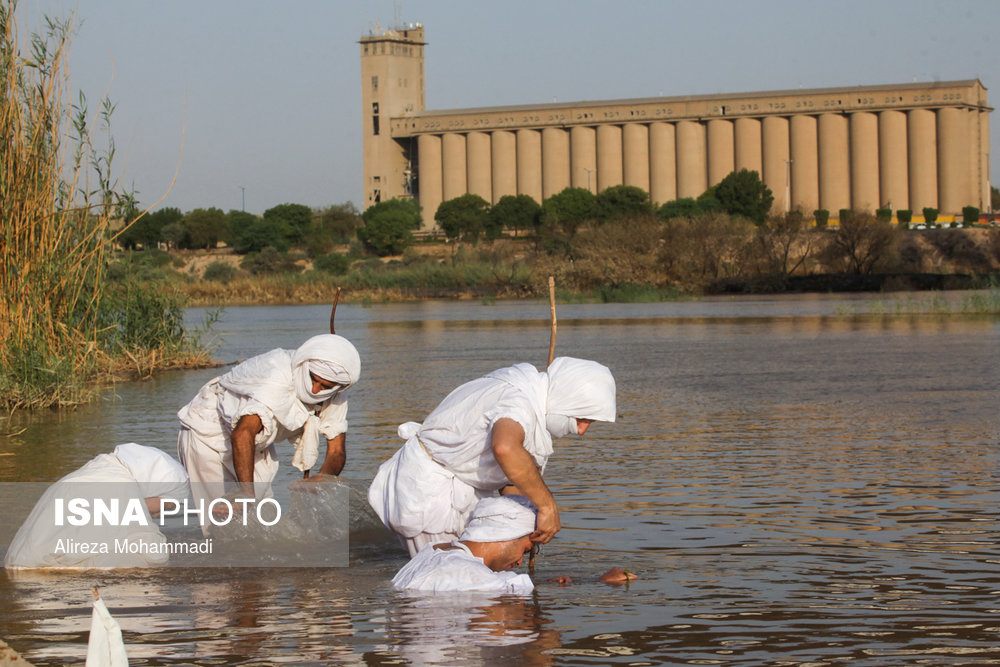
491;418;562;543
531;502;561;544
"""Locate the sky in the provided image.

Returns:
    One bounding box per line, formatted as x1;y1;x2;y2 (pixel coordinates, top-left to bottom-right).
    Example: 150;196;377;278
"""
14;0;1000;215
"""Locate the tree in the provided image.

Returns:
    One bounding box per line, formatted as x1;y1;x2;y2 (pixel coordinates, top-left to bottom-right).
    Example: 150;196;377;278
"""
713;169;774;224
593;185;651;222
756;211;816;277
227;210;258;244
488;194;540;237
830;211;900;274
183;207;228;249
358;197;421;256
310;202;362;256
435;193;491;243
657;197;703;220
119;206;182;249
263;203;312;244
232;218;292;254
541;187;595;237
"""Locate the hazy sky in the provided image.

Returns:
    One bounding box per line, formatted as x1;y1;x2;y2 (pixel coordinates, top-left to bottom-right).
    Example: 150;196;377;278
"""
16;0;1000;215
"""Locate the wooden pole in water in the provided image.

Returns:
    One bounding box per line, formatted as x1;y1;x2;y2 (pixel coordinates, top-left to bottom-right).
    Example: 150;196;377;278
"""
329;286;342;335
305;288;344;480
530;276;557;573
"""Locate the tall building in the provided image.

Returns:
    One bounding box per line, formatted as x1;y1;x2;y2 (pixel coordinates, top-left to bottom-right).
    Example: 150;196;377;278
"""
361;24;992;229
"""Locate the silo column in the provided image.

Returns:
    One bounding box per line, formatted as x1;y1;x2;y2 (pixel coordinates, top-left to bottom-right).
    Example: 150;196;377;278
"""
849;112;879;211
649;121;677;205
623;123;650;193
542;127;570;200
907;108;938;214
818;113;850;215
466;132;492;203
937;106;970;215
676;120;707;198
735;117;763;176
442;133;468;201
762;116;790;213
491;131;517;203
707;118;735;185
789;115;819;215
516;129;542;203
417;133;443;230
596;124;624;192
878;110;908;213
570;126;597;193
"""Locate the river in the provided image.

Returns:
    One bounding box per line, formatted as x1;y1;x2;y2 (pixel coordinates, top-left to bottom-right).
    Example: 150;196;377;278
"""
1;292;998;665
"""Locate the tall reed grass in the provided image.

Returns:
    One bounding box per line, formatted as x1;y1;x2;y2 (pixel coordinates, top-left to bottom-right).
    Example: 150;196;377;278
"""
0;2;211;410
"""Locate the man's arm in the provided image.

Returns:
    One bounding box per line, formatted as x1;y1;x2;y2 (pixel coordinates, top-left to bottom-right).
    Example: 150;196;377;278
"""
490;417;561;544
231;414;263;495
317;432;346;476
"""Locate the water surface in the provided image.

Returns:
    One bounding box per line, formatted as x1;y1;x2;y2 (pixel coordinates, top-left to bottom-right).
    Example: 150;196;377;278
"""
1;293;998;665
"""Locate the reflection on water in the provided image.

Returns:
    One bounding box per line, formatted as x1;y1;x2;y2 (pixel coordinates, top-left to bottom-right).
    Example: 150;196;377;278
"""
1;293;998;665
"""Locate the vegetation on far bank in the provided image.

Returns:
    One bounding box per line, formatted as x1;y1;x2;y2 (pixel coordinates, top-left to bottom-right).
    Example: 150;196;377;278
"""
0;2;215;412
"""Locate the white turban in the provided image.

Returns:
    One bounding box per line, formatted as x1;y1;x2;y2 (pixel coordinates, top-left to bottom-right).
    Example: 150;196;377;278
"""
460;495;537;542
545;357;616;423
291;334;361;405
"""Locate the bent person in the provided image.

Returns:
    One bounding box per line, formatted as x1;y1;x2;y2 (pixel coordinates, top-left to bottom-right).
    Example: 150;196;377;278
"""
177;334;361;516
369;357;615;556
392;495;538;593
4;443;190;568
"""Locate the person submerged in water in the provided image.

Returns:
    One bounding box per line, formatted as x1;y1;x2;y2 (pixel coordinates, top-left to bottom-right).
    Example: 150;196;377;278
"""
391;495;637;593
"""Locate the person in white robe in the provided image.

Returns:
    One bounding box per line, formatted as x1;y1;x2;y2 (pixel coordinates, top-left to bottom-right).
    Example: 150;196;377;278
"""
392;495;537;593
369;357;616;556
177;334;361;515
3;444;190;568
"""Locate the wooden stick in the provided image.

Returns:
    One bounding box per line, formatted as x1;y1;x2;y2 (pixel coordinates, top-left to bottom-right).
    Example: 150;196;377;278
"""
531;276;558;573
329;287;342;335
546;276;557;367
92;587;100;601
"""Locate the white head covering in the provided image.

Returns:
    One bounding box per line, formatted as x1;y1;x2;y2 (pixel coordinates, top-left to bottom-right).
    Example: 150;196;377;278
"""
460;495;538;542
291;334;361;405
545;357;616;425
112;443;190;500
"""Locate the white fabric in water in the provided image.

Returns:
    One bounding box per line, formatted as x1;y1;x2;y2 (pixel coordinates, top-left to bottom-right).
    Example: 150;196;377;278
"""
112;443;189;501
4;450;180;568
392;541;534;593
85;596;129;667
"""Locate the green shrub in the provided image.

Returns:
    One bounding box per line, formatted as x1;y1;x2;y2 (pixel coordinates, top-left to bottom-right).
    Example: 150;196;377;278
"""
962;206;979;224
922;207;938;224
313;252;351;274
876;208;892;222
814;209;829;227
203;261;236;283
897;209;912;224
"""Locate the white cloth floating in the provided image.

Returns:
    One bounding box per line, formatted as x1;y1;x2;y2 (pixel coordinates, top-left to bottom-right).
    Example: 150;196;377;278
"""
86;593;129;667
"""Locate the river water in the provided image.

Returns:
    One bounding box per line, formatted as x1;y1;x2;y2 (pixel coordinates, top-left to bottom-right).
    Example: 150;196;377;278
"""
1;293;998;665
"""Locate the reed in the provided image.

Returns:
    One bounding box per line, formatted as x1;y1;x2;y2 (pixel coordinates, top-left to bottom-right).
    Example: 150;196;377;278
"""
0;2;210;409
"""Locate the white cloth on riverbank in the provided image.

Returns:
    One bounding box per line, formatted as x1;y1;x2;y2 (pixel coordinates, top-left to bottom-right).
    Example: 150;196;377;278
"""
3;444;189;569
368;357;615;555
177;335;359;515
392;541;534;593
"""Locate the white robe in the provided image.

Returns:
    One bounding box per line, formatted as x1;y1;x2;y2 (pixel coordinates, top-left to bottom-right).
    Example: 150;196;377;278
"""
4;445;189;569
392;541;534;594
177;347;350;508
368;357;616;556
369;364;550;555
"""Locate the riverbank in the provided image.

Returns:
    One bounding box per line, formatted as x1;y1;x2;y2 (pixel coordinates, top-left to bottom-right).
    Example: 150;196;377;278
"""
150;226;1000;307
